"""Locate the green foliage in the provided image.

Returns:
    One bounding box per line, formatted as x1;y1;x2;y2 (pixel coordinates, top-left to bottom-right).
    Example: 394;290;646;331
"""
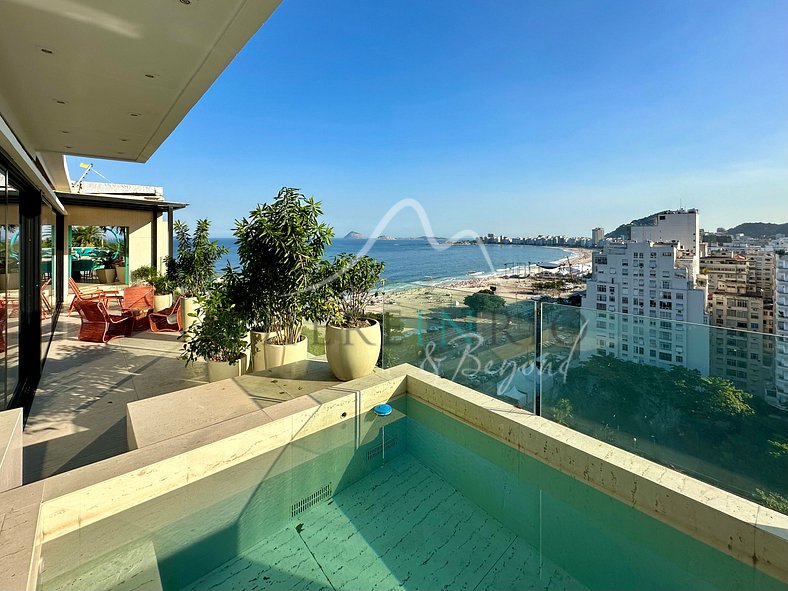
551;398;573;426
150;275;174;296
91;248;117;269
171;220;228;297
325;254;385;328
233;187;334;344
71;225;102;247
755;489;788;514
464;289;506;315
181;272;248;364
130;265;157;285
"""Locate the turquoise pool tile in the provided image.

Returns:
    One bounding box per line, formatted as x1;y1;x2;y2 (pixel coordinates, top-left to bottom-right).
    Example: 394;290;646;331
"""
183;525;331;591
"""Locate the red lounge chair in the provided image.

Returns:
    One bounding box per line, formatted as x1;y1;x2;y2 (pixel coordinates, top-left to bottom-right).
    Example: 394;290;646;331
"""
68;277;120;315
121;286;155;331
73;299;132;343
149;296;184;333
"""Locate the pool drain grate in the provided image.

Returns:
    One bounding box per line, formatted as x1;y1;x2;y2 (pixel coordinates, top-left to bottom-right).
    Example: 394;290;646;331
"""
367;437;397;460
291;483;332;517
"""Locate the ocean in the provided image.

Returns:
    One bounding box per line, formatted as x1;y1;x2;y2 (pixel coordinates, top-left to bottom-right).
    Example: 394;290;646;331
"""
211;238;576;289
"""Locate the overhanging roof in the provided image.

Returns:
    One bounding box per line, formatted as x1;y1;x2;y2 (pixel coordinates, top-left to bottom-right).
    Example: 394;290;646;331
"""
57;191;188;212
0;0;281;191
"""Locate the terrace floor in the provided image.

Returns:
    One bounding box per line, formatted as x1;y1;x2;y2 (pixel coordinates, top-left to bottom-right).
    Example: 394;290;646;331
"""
24;312;209;482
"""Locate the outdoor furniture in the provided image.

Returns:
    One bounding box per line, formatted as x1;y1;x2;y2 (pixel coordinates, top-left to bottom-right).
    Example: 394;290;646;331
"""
120;286;155;331
73;299;132;343
0;300;6;353
149;296;183;333
40;278;52;319
68;277;120;315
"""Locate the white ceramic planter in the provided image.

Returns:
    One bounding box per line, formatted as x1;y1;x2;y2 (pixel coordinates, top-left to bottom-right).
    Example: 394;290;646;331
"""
180;296;200;333
96;268;116;284
250;330;274;372
115;266;126;284
264;335;308;369
207;354;247;383
153;293;173;312
325;319;381;381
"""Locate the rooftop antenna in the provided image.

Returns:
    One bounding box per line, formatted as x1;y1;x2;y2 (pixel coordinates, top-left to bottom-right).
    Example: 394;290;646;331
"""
71;162;112;193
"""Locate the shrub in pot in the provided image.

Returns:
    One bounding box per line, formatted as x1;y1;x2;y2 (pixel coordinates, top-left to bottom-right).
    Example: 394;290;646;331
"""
233;187;334;369
170;220;228;332
181;274;248;382
92;248;117;283
325;254;385;380
150;275;174;312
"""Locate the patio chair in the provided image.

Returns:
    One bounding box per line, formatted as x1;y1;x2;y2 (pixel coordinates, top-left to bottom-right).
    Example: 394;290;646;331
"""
67;277;120;315
149;296;184;333
73;298;132;343
41;277;52;319
120;285;155;331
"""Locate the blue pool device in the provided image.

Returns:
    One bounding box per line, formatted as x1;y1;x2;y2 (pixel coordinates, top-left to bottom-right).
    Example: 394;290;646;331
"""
373;403;393;417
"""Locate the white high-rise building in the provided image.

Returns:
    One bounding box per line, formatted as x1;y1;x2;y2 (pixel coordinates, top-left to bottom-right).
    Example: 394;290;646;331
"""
581;241;708;373
631;209;701;279
592;227;605;246
775;250;788;410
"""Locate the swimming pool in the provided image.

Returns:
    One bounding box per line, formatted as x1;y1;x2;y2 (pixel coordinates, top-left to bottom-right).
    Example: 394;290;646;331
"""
37;391;787;591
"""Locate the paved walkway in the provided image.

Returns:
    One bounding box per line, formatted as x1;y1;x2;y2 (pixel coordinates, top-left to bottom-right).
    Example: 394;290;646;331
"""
24;313;208;482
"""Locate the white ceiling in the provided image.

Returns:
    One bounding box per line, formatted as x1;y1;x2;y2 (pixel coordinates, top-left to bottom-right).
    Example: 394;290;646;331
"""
0;0;281;190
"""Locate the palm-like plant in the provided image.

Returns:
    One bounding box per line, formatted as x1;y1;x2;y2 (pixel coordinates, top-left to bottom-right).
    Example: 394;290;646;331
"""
171;220;228;297
71;225;102;247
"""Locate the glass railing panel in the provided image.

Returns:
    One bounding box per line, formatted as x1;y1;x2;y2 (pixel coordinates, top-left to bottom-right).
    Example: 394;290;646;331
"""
382;282;537;412
540;301;788;515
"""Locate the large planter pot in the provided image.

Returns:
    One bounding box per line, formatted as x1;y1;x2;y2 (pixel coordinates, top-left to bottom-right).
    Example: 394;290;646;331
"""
153;293;173;312
115;266;126;284
250;330;275;372
325;319;381;381
96;268;116;284
207;354;247;383
180;296;200;333
264;335;308;369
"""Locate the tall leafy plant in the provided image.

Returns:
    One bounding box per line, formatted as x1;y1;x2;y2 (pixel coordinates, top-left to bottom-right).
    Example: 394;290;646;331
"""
172;219;228;297
234;187;334;344
326;254;385;328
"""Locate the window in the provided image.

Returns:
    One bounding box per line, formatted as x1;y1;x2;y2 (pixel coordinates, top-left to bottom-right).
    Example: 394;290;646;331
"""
659;352;672;361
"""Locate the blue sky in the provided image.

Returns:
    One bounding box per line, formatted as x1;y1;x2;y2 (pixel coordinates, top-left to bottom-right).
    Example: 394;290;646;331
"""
67;0;787;238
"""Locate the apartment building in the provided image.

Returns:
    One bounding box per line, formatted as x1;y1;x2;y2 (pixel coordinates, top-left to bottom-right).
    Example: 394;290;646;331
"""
775;250;788;409
581;240;708;373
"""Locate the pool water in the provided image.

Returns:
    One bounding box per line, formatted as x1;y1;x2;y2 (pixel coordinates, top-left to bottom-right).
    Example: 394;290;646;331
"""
40;397;788;591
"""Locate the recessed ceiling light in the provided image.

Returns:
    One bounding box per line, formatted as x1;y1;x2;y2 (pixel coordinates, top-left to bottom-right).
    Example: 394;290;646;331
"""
120;138;129;142
129;112;141;117
116;151;125;155
40;48;54;55
55;99;67;105
60;130;69;134
145;74;156;79
179;0;191;4
64;145;73;149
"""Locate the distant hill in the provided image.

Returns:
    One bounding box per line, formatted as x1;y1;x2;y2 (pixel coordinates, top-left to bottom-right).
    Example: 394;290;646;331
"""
725;222;788;238
343;231;366;239
605;213;660;239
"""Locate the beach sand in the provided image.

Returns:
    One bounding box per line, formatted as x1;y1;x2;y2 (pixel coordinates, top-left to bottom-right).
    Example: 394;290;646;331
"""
371;247;592;317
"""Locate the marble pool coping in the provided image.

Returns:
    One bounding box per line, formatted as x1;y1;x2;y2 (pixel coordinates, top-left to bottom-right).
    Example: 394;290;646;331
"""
1;364;787;589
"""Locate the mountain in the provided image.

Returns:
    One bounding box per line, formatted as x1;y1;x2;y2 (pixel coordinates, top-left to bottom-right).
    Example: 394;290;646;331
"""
605;213;660;239
343;231;366;239
725;222;788;238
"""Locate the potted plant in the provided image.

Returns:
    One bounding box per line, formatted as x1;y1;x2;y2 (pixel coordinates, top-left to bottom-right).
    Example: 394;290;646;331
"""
325;254;385;380
170;220;228;332
181;274;248;382
233;187;334;369
92;249;117;284
150;275;174;312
